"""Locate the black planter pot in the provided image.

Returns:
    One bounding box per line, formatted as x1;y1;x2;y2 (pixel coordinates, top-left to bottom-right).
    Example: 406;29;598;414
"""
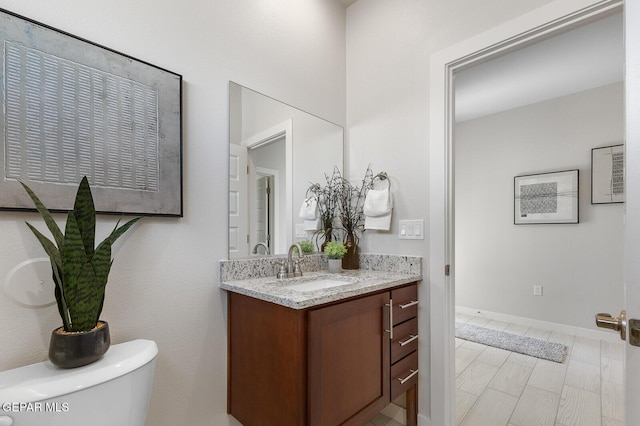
48;321;111;368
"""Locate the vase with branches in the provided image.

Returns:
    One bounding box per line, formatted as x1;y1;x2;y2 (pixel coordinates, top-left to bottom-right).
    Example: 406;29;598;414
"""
307;167;341;251
335;165;375;269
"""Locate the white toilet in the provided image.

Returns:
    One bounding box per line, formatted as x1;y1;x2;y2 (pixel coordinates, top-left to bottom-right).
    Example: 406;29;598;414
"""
0;339;158;426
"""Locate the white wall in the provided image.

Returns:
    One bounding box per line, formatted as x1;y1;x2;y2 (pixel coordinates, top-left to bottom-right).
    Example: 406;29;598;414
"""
345;0;556;419
346;0;557;255
455;83;624;330
0;1;345;425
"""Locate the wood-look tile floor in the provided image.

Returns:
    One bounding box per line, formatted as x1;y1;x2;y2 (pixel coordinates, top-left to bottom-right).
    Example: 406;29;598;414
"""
455;312;624;426
364;312;623;426
364;413;405;426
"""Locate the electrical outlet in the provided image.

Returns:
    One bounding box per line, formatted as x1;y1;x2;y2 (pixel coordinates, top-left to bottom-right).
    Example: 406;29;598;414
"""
533;285;543;296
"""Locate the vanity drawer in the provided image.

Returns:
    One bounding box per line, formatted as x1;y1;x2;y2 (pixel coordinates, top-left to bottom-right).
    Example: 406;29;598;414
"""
391;350;418;400
391;284;418;326
391;317;418;364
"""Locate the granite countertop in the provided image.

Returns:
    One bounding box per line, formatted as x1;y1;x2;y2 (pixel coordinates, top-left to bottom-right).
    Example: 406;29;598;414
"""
219;254;422;309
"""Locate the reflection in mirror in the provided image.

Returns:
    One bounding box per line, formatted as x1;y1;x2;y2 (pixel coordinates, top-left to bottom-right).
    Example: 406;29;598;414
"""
229;82;344;259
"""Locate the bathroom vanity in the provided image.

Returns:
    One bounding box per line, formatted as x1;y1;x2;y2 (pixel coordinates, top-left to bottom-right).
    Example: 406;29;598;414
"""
220;254;422;426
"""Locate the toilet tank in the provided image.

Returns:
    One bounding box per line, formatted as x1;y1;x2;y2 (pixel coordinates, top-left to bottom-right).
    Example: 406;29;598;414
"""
0;339;158;426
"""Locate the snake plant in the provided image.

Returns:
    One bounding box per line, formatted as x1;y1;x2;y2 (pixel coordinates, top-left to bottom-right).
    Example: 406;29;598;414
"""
21;177;141;332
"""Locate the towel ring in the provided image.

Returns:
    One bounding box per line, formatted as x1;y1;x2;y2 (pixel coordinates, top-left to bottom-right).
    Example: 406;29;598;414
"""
305;183;321;198
373;172;390;190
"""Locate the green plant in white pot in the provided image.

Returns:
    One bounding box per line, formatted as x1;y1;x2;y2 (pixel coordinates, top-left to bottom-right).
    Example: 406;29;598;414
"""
21;177;141;368
299;240;315;254
324;241;347;273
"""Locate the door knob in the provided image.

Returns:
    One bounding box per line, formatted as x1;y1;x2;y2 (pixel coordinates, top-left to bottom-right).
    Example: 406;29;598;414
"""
595;311;626;341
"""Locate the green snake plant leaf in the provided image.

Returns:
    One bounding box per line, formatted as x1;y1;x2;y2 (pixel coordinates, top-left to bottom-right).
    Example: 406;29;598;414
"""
107;217;142;245
72;177;96;258
24;222;71;331
60;212;88;329
91;239;113;322
68;262;101;332
52;272;71;331
19;182;64;249
24;222;62;270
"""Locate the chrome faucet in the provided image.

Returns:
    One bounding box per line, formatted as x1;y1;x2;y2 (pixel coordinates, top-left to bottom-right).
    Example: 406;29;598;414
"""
274;243;305;279
252;242;270;255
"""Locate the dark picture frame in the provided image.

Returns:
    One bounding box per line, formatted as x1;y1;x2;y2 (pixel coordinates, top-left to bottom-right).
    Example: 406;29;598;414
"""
0;8;183;216
591;144;624;204
514;170;579;225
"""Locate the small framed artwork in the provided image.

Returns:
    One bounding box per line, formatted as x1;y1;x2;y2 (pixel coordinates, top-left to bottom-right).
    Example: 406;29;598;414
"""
591;144;624;204
514;170;579;225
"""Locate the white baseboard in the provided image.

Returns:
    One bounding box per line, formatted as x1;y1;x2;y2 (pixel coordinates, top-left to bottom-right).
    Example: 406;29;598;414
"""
456;305;620;344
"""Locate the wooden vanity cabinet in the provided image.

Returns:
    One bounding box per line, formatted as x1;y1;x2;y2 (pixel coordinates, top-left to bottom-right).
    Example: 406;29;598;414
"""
389;284;419;406
308;291;390;426
227;282;419;426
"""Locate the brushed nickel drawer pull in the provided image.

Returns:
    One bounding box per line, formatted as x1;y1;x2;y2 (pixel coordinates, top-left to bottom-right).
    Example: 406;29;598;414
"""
399;300;418;309
385;300;393;340
398;334;419;346
398;369;418;384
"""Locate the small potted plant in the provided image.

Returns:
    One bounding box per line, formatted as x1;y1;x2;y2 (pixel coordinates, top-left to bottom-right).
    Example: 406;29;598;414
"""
20;177;141;368
324;241;347;273
299;240;315;254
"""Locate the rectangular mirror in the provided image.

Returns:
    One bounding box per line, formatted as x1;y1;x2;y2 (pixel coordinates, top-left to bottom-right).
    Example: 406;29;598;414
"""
229;82;344;259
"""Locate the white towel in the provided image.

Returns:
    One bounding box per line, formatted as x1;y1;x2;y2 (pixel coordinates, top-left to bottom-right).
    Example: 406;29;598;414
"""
299;197;318;220
299;197;320;231
365;193;393;231
363;188;391;217
302;217;321;231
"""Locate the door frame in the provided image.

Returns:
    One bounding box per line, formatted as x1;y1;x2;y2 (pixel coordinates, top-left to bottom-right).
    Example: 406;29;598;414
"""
427;0;622;424
242;119;293;255
254;166;280;254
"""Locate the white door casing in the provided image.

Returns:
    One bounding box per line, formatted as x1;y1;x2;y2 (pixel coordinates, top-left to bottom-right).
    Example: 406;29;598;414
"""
254;167;280;254
242;120;292;255
428;1;626;425
624;0;640;419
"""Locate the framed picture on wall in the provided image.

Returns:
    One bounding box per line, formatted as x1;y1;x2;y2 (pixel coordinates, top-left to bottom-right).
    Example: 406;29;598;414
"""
591;144;624;204
0;8;183;216
514;170;579;225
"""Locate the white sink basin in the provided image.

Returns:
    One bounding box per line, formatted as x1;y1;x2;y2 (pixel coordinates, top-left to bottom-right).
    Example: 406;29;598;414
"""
286;277;356;292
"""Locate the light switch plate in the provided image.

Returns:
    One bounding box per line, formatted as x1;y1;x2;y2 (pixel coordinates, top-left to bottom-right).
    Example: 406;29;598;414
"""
295;224;307;238
398;219;424;240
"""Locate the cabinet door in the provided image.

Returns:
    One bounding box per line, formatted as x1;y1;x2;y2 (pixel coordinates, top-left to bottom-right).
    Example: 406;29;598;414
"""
308;292;391;426
228;293;307;426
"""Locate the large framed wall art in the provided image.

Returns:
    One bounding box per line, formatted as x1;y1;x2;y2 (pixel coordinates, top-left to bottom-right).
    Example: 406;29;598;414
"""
514;170;579;225
0;9;183;216
591;144;624;204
